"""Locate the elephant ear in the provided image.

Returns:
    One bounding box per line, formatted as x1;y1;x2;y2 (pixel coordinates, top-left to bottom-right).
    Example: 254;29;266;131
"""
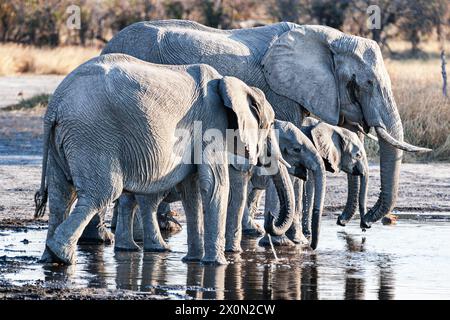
310;122;341;173
219;76;272;165
262;28;340;125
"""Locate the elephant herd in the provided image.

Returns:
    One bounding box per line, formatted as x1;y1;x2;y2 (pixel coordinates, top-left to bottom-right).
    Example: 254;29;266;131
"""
34;20;430;265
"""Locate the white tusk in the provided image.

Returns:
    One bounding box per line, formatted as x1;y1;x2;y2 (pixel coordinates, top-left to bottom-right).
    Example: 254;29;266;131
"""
278;155;291;168
364;132;378;141
375;127;432;153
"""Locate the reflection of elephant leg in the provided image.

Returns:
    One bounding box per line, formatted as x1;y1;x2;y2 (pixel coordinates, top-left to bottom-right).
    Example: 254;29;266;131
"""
79;209;114;244
242;187;264;237
136;194;170;252
286;177;309;245
259;180;295;247
186;263;204;299
114;194;140;251
178;173;204;262
302;170;314;240
203;265;226;300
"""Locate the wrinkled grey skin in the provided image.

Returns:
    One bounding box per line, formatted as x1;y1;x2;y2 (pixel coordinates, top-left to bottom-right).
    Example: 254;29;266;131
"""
102;20;430;231
35;54;294;265
300;118;369;242
111;188;181;251
234;120;326;250
226;119;324;251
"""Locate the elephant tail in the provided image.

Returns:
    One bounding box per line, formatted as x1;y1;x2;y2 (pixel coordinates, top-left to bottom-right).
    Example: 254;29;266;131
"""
34;114;56;219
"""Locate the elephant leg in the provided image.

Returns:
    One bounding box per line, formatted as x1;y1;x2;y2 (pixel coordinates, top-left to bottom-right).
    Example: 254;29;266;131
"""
225;167;250;252
259;180;295;247
199;163;229;265
286;176;309;245
114;194;140;251
46;196;108;264
302;170;314;241
177;173;204;262
78;209;114;244
111;201;118;230
136;194;170;252
41;154;76;262
242;187;265;237
337;174;359;226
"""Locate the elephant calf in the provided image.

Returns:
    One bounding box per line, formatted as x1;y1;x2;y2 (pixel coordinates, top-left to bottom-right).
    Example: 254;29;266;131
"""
244;118;369;249
35;54;295;265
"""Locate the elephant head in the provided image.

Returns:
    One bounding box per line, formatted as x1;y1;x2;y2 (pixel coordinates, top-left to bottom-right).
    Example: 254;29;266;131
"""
261;25;430;226
275;120;326;249
309;121;369;228
219;77;295;236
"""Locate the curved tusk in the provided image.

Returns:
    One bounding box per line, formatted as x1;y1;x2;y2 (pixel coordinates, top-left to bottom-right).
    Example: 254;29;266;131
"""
364;132;378;142
375;127;432;153
278;155;291;169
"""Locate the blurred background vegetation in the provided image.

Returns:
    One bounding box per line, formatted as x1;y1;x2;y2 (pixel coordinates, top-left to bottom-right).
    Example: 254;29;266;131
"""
0;0;447;51
0;0;449;161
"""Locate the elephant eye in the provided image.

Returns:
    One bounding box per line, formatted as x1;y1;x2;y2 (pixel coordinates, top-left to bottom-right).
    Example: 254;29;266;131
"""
355;151;362;159
293;147;301;153
367;80;373;86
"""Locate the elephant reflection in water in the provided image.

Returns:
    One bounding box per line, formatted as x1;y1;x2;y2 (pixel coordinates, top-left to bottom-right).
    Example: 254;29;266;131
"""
114;251;142;291
140;252;169;295
339;231;395;300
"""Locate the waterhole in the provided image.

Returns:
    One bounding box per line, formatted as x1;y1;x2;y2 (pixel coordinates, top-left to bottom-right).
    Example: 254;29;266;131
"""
1;217;450;299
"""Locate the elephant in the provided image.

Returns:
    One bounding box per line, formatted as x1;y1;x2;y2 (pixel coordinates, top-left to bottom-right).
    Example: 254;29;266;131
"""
245;118;368;248
34;53;295;265
299;118;369;238
112;118;325;253
226;119;325;251
102;19;430;232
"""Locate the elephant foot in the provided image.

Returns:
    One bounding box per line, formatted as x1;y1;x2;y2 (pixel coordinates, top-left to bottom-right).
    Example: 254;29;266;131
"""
158;211;182;233
242;221;265;237
286;231;309;245
201;254;228;265
39;248;55;263
258;234;295;247
182;254;203;263
114;238;140;252
144;240;171;252
46;238;77;265
79;226;114;245
225;244;242;253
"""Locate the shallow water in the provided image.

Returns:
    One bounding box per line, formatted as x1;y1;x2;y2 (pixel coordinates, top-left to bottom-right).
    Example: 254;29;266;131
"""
1;217;450;300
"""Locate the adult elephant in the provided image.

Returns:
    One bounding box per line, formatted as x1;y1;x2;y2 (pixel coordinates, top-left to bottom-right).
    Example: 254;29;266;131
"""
102;20;430;227
35;54;294;265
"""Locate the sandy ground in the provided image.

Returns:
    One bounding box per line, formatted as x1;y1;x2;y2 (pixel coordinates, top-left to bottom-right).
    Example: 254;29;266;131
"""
0;75;64;109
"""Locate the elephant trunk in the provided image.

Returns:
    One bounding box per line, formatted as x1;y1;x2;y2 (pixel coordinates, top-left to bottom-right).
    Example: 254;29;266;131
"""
264;162;296;236
309;164;326;250
358;168;369;223
363;136;401;226
337;174;359;226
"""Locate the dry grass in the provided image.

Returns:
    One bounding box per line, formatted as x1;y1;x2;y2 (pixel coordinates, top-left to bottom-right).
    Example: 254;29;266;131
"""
0;43;99;76
380;58;450;161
